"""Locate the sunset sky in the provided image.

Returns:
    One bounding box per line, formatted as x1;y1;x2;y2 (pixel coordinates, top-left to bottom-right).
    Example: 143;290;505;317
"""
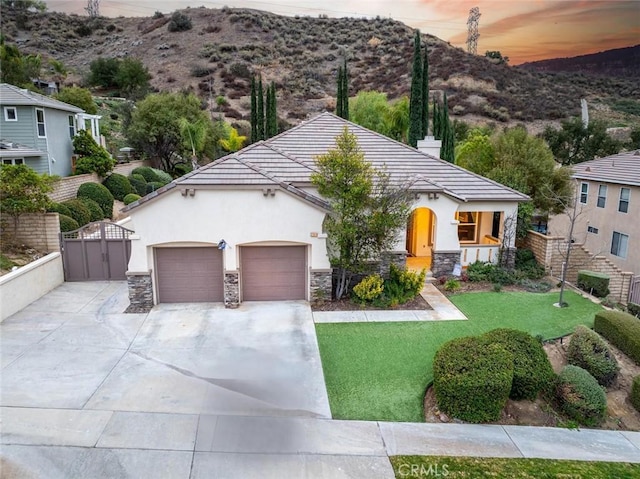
44;0;639;64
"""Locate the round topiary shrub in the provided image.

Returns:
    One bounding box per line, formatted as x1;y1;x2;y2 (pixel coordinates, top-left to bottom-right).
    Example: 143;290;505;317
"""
77;182;114;219
433;336;514;423
61;198;91;226
48;202;72;218
146;181;165;194
59;214;79;233
78;197;104;222
150;167;172;184
128;173;147;196
131;166;161;183
567;326;619;387
123;193;141;205
481;328;556;400
102;173;134;201
172;163;192;177
556;365;607;426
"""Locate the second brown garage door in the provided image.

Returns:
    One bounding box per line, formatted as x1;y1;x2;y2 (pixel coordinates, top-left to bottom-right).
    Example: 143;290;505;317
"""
155;247;224;303
241;246;307;301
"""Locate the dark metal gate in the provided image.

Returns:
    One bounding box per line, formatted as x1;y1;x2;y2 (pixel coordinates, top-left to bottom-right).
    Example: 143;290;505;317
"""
60;222;133;281
630;276;640;304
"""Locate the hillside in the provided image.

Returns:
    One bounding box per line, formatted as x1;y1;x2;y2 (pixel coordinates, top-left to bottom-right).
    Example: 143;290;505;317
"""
3;7;639;130
520;45;640;79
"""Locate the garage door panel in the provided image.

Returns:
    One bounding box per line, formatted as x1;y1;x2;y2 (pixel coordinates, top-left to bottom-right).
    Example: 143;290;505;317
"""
156;247;224;303
241;246;306;301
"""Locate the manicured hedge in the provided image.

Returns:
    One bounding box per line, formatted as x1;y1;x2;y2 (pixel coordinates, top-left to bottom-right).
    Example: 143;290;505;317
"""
59;214;79;233
77;182;114;219
433;336;513;423
627;302;640;318
556;365;607;426
577;270;610;298
594;310;640;365
123;193;141;205
146;181;165;194
567;326;618;386
132;166;162;183
631;376;640;413
102;173;133;201
481;328;555;400
128;173;147;196
48;202;72;218
78;197;105;222
61;199;91;226
150;167;172;184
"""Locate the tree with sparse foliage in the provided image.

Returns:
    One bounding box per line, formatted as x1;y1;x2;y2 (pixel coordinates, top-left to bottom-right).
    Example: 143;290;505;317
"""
408;29;423;148
0;164;53;238
542;118;620;165
55;86;97;114
311;127;412;299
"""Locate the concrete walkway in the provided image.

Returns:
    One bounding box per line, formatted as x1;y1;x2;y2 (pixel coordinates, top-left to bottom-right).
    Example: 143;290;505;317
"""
313;283;467;323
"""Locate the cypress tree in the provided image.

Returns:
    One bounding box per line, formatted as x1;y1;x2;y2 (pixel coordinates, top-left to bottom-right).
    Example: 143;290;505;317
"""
342;59;349;121
421;41;429;137
250;76;257;143
408;29;423;148
336;65;343;118
257;76;265;140
433;100;441;140
266;82;278;138
440;93;455;162
265;83;272;138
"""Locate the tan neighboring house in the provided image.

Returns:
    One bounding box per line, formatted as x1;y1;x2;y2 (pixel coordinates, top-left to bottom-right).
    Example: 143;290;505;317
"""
543;150;639;302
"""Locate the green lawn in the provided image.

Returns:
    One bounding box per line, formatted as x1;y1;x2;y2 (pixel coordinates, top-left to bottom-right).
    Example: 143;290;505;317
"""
315;290;602;422
389;456;640;478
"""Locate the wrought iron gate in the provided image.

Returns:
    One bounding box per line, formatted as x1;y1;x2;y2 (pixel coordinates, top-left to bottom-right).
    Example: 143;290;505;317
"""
60;222;133;281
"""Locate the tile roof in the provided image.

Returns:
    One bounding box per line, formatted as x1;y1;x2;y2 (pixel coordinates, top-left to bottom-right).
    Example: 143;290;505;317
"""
571;150;640;187
125;112;528;213
0;83;84;113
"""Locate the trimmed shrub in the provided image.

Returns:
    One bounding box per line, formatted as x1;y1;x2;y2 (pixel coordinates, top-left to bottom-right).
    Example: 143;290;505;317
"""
48;202;72;218
150;167;172;184
556;365;607;426
59;214;79;233
577;270;610;298
102;173;133;201
146;181;165;194
128;173;147;196
389;264;426;298
78;197;104;222
627;302;640;318
173;163;192;177
77;182;114;219
353;274;384;302
131;166;161;183
594;310;640;365
631;376;640;412
433;336;513;423
466;261;515;285
481;328;555;400
444;279;460;292
514;248;546;280
74;150;116;177
123;193;141;205
61;199;91;226
567;326;618;386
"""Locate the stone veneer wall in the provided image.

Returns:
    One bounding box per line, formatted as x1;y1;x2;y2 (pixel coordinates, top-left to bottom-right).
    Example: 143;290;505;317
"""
126;272;153;312
379;251;407;278
0;212;61;252
224;271;239;308
310;270;332;302
431;250;461;277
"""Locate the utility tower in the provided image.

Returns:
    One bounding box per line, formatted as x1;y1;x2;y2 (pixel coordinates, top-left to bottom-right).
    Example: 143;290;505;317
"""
86;0;100;18
466;7;481;55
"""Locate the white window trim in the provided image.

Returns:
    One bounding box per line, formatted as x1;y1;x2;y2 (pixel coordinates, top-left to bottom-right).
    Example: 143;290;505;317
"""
36;108;46;138
618;187;630;213
2;158;25;165
4;106;17;121
68;115;76;139
579;182;588;204
597;184;607;208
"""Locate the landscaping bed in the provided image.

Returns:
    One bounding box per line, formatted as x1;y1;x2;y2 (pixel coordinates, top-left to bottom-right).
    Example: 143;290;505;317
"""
312;293;431;311
0;244;49;276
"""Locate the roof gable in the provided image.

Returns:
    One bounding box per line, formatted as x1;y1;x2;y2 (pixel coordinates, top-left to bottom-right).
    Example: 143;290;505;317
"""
0;83;84;113
571;150;640;187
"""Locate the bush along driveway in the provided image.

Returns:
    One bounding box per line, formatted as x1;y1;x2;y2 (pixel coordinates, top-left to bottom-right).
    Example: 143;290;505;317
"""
316;290;603;422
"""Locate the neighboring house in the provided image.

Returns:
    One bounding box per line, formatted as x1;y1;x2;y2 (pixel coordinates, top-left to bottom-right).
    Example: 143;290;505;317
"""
547;150;640;275
0;83;101;177
123;113;528;308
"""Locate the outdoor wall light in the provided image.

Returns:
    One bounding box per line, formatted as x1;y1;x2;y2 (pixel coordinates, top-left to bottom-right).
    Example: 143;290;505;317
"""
218;239;227;250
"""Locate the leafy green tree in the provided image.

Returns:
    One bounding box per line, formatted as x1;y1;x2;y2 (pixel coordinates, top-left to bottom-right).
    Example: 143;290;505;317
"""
455;129;494;173
88;57;121;89
312;127;411;299
629;128;640;149
73;130;115;177
55;86;97;114
48;58;68;87
0;36;28;86
22;53;41;80
178;117;209;170
126;92;212;171
542;118;620;165
384;96;410;143
349;91;390;135
219;128;246;152
0;164;53;237
421;41;429;137
114;57;151;100
257;76;265;140
408;29;423;148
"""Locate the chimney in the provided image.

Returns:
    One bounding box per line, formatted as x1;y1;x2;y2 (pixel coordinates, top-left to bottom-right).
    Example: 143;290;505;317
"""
417;136;442;159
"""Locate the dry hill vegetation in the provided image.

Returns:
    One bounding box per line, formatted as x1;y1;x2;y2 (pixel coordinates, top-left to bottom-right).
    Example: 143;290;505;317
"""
3;7;639;129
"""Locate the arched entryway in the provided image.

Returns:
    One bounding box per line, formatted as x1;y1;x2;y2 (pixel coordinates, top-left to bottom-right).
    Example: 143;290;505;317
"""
406;207;436;271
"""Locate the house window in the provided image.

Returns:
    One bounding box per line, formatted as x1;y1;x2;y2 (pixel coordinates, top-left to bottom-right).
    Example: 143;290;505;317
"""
587;226;599;234
36;108;46;137
610;231;629;258
68;115;76;139
4;107;17;121
580;182;588;204
597;185;607;208
619;187;630;213
456;211;478;243
2;158;25;165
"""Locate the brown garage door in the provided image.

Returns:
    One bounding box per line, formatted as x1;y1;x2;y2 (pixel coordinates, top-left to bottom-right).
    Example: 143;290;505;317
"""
241;246;307;301
155;247;224;303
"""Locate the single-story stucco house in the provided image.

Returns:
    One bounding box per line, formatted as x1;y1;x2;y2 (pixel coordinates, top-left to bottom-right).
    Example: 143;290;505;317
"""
123;113;528;308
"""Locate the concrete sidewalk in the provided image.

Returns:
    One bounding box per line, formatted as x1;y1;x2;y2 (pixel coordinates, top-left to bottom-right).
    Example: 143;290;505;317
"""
313;283;467;323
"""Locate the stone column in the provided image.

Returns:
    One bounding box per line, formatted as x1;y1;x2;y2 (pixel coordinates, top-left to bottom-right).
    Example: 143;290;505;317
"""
310;270;332;302
379;251;407;278
431;250;461;277
126;272;153;312
224;271;240;308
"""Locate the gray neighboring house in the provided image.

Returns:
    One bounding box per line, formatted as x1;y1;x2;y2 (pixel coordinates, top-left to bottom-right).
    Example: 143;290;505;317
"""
0;83;101;177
